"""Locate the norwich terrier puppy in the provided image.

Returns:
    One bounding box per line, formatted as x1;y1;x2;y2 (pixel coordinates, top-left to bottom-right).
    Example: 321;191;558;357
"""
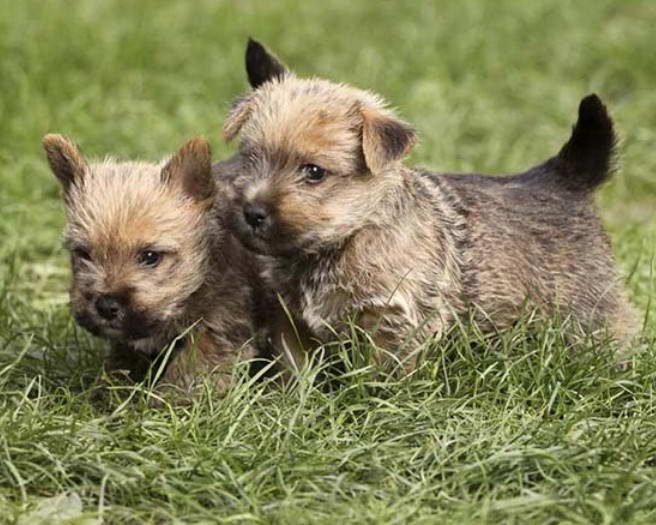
223;40;638;372
43;135;259;400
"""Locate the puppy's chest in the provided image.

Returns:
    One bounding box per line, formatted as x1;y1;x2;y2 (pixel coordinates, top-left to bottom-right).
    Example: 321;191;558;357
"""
300;286;350;334
296;267;419;337
271;265;349;332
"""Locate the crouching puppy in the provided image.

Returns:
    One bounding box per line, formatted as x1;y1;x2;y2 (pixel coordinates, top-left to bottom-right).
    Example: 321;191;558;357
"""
223;40;639;373
43;135;260;402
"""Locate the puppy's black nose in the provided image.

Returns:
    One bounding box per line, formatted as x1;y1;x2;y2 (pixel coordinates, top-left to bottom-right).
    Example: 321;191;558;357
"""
243;202;269;230
95;295;120;321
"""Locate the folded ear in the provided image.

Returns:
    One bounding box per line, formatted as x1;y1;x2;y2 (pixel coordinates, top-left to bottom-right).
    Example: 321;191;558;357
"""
161;138;214;203
361;108;417;174
42;134;88;196
245;38;288;89
222;94;254;143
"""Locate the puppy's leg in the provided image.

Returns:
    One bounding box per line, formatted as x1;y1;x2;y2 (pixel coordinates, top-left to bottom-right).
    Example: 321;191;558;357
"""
90;344;154;406
151;332;257;405
358;307;440;375
269;303;315;384
104;343;154;383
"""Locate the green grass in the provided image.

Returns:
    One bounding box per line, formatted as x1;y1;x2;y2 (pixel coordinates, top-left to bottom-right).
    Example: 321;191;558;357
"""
1;0;655;522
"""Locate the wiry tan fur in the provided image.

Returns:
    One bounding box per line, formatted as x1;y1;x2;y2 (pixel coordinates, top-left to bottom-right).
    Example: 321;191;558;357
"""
224;41;639;374
43;134;260;402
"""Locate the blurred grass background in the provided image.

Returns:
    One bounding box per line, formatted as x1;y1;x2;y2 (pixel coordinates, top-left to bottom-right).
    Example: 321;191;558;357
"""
1;0;655;522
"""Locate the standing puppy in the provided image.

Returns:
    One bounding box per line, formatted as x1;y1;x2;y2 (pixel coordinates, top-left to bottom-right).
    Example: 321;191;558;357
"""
43;135;260;401
223;40;639;373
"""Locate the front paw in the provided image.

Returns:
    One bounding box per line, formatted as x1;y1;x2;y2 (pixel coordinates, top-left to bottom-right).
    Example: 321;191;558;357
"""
147;383;193;408
89;368;139;408
146;373;234;408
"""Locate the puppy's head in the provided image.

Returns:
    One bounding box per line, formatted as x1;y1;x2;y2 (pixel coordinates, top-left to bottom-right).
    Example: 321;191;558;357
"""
43;135;216;345
224;40;417;256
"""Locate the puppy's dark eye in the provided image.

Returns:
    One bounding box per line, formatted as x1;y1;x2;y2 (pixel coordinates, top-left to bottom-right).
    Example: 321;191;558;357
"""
138;251;162;267
73;247;92;261
301;164;328;184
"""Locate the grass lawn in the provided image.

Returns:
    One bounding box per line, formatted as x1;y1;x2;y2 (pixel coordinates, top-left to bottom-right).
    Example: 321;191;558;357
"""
1;0;655;522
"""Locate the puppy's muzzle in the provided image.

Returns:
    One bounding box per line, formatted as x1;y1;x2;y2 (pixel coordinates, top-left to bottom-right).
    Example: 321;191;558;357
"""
243;201;271;231
95;295;122;321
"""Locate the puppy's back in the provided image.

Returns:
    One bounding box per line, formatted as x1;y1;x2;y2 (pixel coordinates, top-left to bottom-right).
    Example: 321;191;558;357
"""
421;95;636;339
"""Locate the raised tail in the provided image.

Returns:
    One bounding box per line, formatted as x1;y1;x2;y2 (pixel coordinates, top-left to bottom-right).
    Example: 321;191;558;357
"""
555;94;617;192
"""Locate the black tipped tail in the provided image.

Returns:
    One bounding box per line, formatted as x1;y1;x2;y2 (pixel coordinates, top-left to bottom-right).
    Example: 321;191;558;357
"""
555;94;617;192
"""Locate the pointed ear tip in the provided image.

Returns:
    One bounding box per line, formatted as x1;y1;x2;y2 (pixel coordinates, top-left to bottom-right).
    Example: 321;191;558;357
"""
246;39;266;63
192;136;211;148
42;133;67;148
180;137;211;154
246;37;264;52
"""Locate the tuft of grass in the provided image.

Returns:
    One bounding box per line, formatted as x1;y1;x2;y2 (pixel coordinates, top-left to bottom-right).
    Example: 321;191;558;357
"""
1;0;654;522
